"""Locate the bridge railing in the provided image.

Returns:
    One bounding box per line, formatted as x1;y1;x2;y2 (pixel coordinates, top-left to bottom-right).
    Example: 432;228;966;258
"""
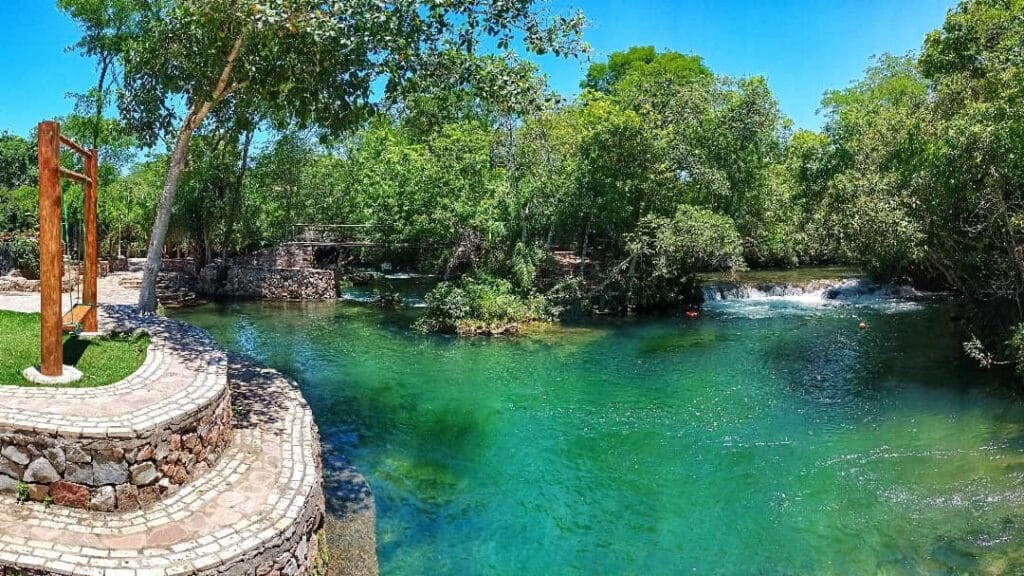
289;224;393;246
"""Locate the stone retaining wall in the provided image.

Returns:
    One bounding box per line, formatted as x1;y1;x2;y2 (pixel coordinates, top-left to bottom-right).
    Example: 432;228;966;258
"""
0;308;236;512
230;244;317;269
0;301;348;576
200;265;337;299
0;387;232;511
0;275;39;292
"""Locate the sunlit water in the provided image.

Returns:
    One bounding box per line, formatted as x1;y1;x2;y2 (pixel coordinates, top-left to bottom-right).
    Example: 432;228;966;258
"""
173;290;1024;575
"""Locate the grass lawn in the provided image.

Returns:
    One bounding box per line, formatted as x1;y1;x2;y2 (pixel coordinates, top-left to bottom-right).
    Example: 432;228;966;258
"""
0;310;149;387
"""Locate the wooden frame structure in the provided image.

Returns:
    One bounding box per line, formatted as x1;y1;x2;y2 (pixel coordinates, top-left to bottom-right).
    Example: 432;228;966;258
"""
37;121;99;377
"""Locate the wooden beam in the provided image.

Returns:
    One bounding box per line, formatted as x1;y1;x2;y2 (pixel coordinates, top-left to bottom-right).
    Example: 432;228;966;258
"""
37;121;63;377
59;167;91;185
59;134;90;158
63;304;96;332
82;149;99;332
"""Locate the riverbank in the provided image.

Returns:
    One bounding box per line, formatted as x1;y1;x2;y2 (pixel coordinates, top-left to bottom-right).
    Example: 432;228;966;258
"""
409;267;897;337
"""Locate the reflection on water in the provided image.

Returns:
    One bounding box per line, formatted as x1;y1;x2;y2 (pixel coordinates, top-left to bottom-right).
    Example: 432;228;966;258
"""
174;295;1024;575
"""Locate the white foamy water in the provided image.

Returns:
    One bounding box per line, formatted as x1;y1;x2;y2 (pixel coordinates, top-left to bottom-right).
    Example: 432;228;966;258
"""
703;278;928;318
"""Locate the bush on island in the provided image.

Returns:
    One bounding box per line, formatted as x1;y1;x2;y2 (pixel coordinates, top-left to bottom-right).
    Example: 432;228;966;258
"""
415;275;546;335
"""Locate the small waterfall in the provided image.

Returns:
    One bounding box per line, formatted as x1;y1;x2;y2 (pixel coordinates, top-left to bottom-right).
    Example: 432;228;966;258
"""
701;277;927;316
702;279;842;302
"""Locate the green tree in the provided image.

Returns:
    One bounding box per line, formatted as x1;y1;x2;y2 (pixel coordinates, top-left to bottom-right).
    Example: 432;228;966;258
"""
58;0;136;150
814;54;931;278
0;132;36;190
571;97;664;256
581;46;711;93
62;0;587;313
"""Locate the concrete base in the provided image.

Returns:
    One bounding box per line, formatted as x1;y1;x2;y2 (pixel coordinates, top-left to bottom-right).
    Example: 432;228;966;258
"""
22;365;84;385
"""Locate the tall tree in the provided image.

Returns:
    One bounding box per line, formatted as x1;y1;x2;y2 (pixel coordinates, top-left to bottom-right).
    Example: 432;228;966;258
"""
58;0;136;150
0;132;37;190
62;0;587;313
581;46;711;93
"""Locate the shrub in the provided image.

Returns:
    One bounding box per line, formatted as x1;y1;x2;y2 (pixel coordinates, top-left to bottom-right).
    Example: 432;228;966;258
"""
543;277;592;320
506;242;544;294
603;204;744;312
416;275;544;334
1007;324;1024;380
8;237;39;279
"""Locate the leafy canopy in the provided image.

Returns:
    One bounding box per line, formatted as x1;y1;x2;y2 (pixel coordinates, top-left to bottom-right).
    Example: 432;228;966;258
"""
581;46;711;93
61;0;588;146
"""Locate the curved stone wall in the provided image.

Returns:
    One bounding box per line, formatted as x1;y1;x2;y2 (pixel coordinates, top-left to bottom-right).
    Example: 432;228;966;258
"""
0;344;332;576
0;307;233;511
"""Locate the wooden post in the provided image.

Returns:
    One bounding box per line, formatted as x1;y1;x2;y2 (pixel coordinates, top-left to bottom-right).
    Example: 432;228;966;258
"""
37;121;63;376
83;149;99;332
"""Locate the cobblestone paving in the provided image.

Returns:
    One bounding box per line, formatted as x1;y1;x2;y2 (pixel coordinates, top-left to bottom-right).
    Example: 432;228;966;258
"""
0;272;142;314
0;273;371;575
0;350;325;575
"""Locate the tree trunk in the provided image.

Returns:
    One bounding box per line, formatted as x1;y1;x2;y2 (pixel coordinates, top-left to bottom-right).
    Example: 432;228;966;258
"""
91;55;110;150
222;128;254;263
136;36;245;313
137;116;200;313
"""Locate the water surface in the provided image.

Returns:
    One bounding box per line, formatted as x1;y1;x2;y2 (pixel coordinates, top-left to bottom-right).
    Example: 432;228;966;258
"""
174;294;1024;575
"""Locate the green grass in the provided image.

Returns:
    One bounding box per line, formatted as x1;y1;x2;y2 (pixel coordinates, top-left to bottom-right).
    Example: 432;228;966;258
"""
0;310;150;387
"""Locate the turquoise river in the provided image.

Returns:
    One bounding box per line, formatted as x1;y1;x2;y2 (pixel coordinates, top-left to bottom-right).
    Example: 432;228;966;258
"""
174;287;1024;575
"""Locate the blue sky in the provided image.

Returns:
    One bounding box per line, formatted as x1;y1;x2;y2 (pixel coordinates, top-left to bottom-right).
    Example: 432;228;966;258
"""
0;0;956;138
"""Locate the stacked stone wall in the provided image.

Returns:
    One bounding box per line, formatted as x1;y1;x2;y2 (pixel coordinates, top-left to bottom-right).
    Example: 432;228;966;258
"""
200;266;337;300
0;388;231;511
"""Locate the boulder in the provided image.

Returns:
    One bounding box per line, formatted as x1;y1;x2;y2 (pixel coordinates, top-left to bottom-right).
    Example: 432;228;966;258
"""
2;445;30;466
23;458;60;483
93;451;129;485
130;461;159;486
91;486;116;512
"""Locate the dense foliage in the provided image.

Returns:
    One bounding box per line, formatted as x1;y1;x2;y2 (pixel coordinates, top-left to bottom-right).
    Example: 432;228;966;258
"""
415;276;545;335
5;1;1024;367
802;0;1024;366
58;0;588;312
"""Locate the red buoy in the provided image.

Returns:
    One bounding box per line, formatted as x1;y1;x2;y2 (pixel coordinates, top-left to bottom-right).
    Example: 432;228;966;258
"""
685;310;700;319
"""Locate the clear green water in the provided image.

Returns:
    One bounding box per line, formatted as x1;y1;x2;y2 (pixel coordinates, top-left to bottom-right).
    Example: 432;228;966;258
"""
173;296;1024;575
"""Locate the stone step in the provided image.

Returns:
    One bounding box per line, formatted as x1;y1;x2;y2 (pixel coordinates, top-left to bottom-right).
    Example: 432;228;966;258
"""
0;356;326;576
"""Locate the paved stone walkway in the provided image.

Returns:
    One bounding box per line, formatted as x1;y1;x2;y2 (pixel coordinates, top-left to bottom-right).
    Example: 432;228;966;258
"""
0;352;325;575
0;272;142;315
0;307;227;436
